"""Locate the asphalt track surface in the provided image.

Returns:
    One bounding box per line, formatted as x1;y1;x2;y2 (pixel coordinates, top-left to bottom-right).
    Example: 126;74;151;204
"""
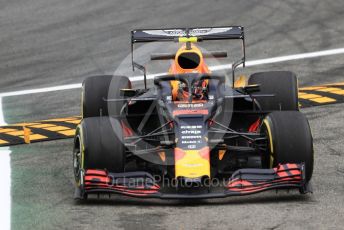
1;0;344;229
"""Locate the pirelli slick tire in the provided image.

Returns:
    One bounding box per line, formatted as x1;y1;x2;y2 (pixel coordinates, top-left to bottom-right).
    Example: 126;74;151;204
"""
82;75;131;118
248;71;299;111
74;117;125;184
262;111;314;181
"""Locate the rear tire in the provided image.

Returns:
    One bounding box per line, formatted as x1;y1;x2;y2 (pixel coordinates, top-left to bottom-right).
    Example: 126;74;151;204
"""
74;117;125;174
82;75;131;118
248;71;299;111
261;111;314;181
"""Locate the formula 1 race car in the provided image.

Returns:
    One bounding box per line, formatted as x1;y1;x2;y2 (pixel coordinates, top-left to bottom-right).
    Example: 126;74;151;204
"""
73;26;314;200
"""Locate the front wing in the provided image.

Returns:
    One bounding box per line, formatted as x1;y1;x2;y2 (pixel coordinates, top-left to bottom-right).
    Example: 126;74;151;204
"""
75;163;311;199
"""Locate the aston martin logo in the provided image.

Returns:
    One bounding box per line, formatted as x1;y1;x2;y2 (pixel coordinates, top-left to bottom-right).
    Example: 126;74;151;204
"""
142;27;233;37
189;27;233;36
142;29;186;36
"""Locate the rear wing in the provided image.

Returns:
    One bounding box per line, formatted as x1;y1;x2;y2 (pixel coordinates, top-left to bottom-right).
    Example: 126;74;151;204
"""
131;26;244;42
131;26;246;88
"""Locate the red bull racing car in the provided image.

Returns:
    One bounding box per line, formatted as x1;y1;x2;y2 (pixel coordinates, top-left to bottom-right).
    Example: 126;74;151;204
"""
73;26;314;200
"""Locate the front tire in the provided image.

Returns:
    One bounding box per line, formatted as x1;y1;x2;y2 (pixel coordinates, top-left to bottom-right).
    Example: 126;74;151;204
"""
261;111;314;181
74;117;125;177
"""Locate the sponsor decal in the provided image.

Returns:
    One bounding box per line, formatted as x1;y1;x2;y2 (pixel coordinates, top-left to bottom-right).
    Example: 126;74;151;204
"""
177;103;204;108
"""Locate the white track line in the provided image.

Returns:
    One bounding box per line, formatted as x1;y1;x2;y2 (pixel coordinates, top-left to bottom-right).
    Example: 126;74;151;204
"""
0;83;82;98
0;97;11;230
0;148;11;230
211;47;344;71
1;47;344;98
